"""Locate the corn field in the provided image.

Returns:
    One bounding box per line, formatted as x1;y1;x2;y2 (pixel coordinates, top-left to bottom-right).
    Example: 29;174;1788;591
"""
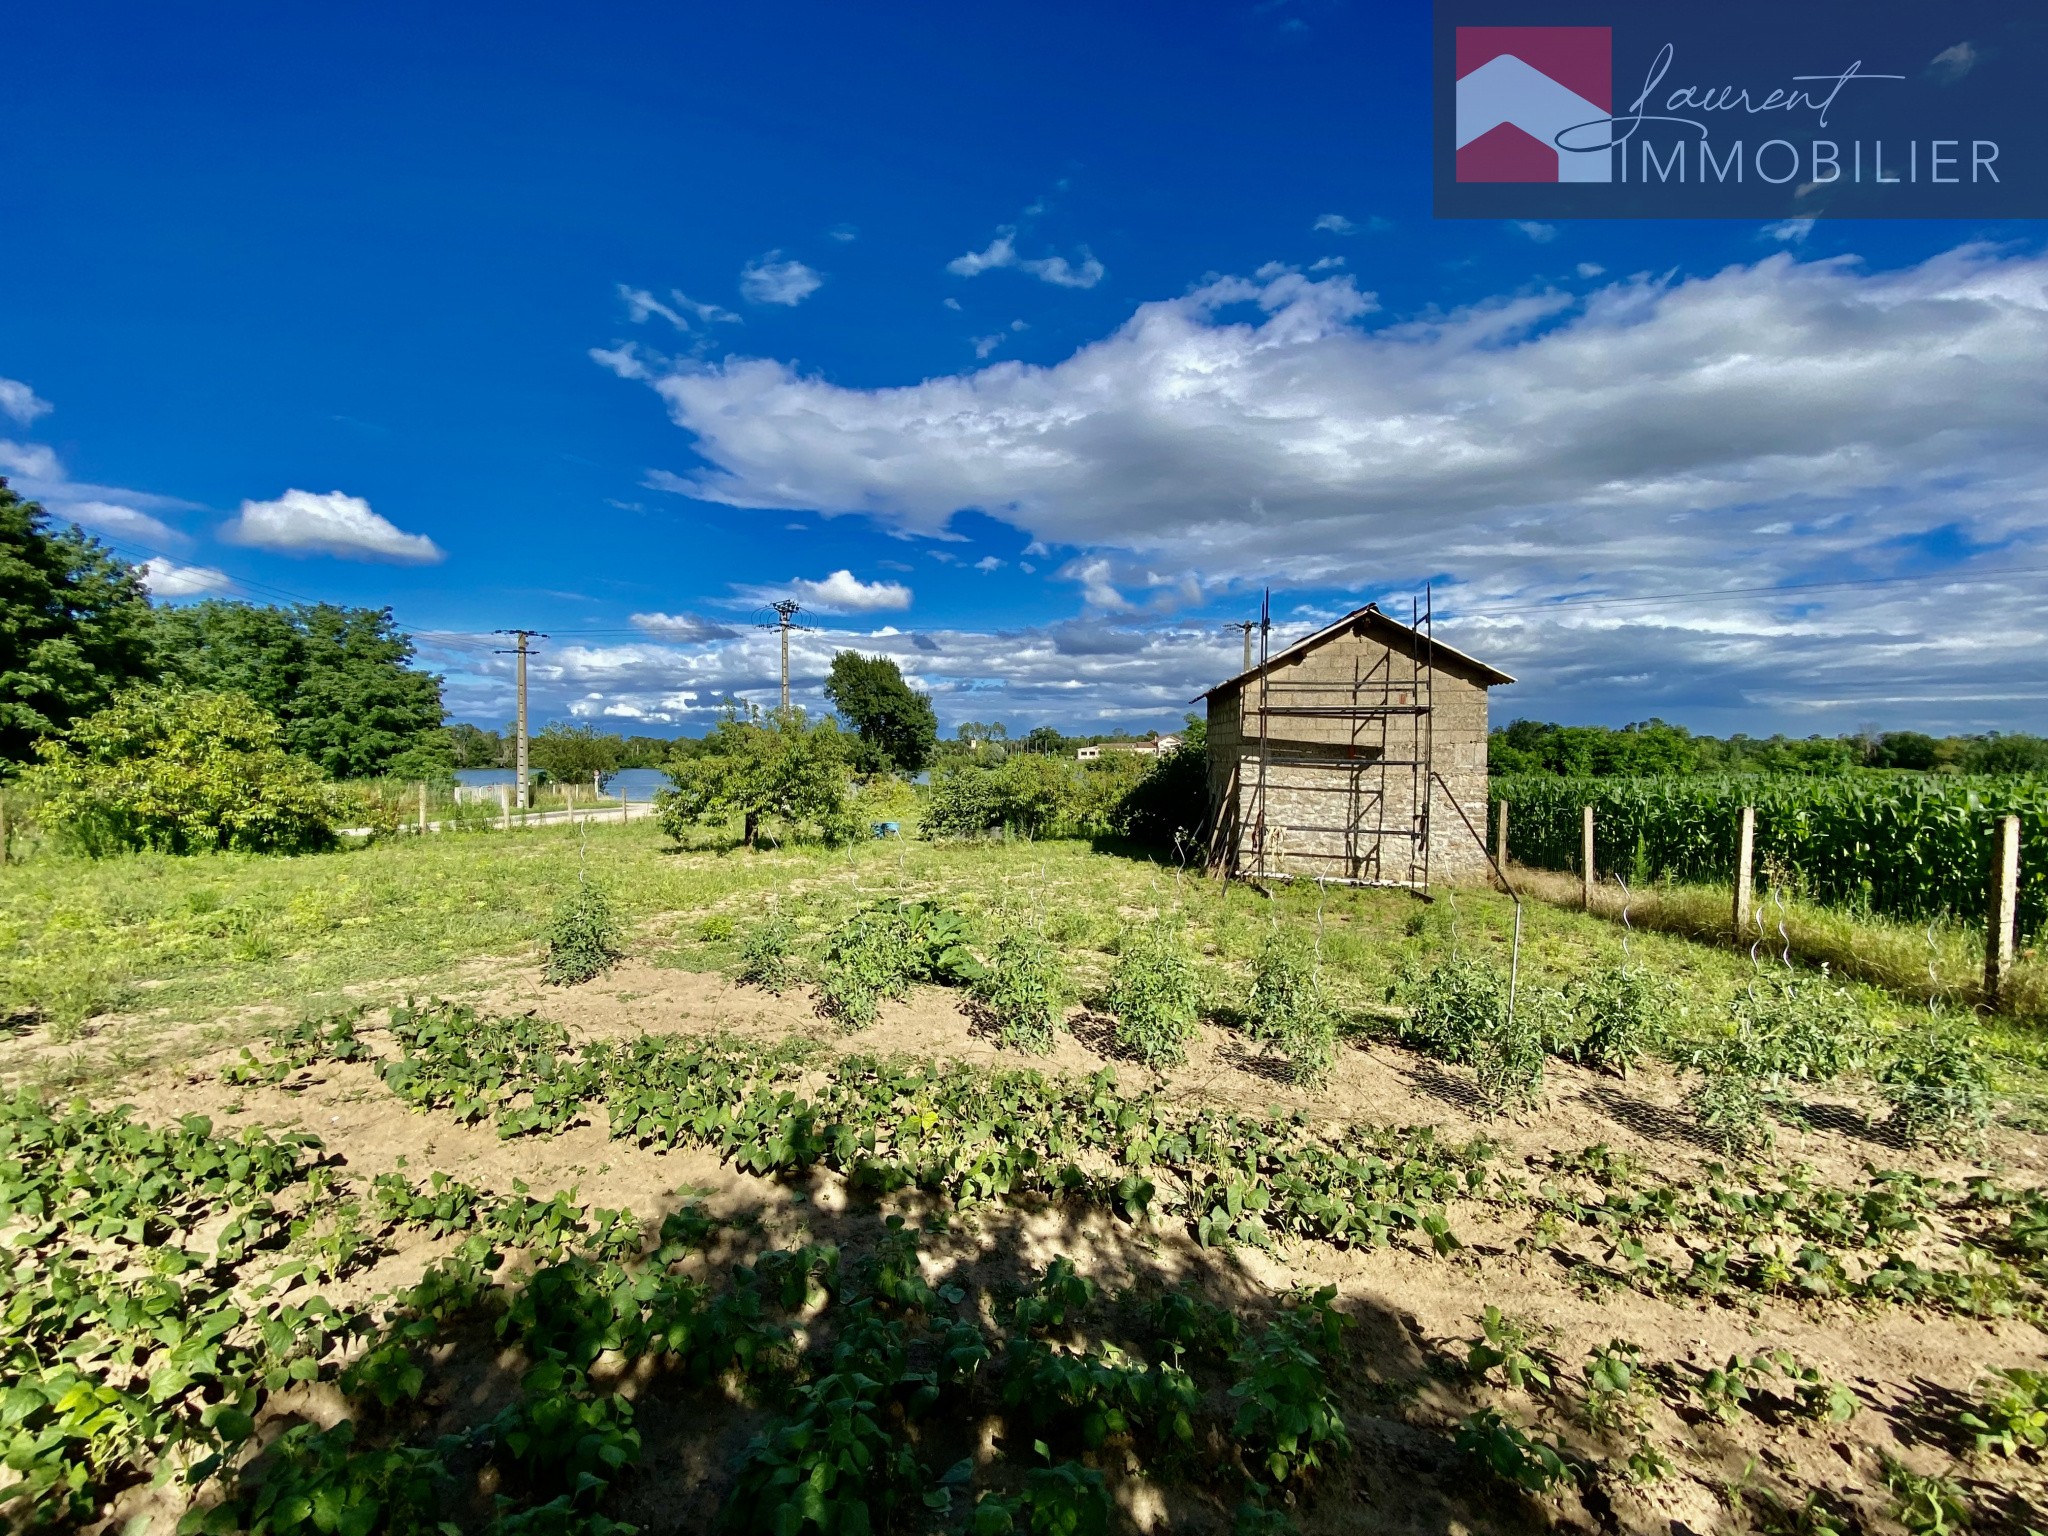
1490;773;2048;938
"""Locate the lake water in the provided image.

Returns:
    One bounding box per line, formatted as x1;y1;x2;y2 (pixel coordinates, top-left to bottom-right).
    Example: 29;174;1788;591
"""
453;767;671;799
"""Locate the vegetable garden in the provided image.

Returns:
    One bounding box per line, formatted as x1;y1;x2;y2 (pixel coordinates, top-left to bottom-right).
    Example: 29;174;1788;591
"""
5;820;2048;1533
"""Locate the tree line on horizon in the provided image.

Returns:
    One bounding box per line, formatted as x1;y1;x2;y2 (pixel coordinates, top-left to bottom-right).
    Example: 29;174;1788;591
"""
1491;717;2048;778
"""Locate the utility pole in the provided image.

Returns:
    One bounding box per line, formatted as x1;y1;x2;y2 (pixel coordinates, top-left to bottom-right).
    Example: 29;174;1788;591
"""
493;630;547;809
758;600;810;713
1226;620;1257;674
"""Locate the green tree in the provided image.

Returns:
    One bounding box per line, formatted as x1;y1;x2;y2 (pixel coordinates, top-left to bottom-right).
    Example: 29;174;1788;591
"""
1021;725;1068;756
529;721;624;785
823;651;937;773
655;706;852;847
23;687;337;855
445;722;504;768
153;601;448;779
0;479;157;771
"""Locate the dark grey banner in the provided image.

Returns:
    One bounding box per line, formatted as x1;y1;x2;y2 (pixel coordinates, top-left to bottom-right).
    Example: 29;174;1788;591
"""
1434;2;2046;218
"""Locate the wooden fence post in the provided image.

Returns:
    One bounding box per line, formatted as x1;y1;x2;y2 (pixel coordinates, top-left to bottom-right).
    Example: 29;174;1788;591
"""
417;781;428;834
1734;805;1755;947
1581;805;1595;911
1986;814;2021;1011
1495;798;1508;867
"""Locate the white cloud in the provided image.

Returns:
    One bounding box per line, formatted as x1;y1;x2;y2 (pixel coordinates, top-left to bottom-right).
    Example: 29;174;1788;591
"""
947;228;1104;289
1761;218;1816;244
974;555;1004;572
973;334;1004;359
739;252;823;306
140;558;235;598
1576;262;1605;278
61;499;184;544
1929;41;1977;83
629;611;741;642
942;297;963;311
619;283;741;328
599;245;2048;728
0;439;63;481
1512;220;1559;242
1310;256;1346;272
733;569;912;614
0;378;52;424
829;224;859;242
222;489;444;563
1312;214;1355;234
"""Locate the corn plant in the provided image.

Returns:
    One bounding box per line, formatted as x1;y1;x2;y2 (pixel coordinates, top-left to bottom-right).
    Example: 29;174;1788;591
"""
1106;924;1202;1068
1244;930;1336;1085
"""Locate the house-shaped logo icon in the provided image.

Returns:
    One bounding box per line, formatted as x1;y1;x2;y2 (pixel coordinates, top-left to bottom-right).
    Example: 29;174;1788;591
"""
1455;27;1612;182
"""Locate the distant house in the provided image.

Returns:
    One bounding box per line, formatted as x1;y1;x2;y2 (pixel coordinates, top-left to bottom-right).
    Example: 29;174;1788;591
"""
1075;733;1181;763
1197;604;1513;887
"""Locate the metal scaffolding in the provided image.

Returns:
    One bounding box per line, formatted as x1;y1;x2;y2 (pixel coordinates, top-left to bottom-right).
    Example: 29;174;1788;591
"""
1233;586;1440;890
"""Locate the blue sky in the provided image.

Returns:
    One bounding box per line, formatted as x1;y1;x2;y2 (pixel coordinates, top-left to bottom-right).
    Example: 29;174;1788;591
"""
3;2;2043;738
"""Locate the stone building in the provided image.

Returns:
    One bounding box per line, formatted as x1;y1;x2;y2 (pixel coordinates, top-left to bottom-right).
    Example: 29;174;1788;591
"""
1200;603;1513;886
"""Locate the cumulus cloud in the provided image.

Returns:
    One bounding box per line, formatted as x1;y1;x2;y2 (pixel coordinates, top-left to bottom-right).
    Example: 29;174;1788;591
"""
630;611;741;642
597;244;2048;728
733;570;912;614
973;555;1004;572
739;252;823;306
0;378;52;424
140;558;235;598
1761;218;1816;243
0;438;193;545
222;489;444;563
947;228;1104;289
1576;262;1605;278
1512;220;1559;242
1312;213;1355;234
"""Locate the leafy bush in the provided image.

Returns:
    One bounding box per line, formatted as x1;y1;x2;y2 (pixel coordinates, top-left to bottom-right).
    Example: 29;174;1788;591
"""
1454;1408;1575;1494
1395;954;1508;1065
1545;964;1665;1077
1687;1045;1776;1160
1465;1306;1556;1390
1227;1287;1350;1486
971;1463;1111;1536
1476;997;1545;1117
924;755;1089;839
1110;723;1209;851
819;899;983;1030
735;913;799;992
1957;1367;2048;1458
1877;1026;1993;1151
179;1421;448;1536
1106;925;1202;1067
545;881;622;985
1735;974;1867;1084
972;929;1067;1054
1244;931;1336;1084
23;686;337;855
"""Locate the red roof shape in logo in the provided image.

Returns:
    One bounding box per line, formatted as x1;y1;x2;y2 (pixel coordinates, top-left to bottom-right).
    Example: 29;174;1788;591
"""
1454;26;1612;184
